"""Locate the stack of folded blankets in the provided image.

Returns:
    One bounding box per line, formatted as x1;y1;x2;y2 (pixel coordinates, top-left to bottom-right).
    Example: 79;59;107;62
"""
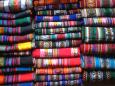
0;0;34;85
80;0;115;82
32;0;83;85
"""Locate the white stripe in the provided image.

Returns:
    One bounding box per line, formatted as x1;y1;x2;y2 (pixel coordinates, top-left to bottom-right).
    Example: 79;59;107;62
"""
86;27;89;42
21;0;26;10
4;0;9;12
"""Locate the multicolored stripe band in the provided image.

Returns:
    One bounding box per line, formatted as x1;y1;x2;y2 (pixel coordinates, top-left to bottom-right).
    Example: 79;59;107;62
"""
82;27;115;43
35;14;81;22
35;40;82;48
32;48;80;58
34;58;81;68
36;74;82;81
36;67;82;75
34;32;81;41
35;27;81;35
81;8;115;17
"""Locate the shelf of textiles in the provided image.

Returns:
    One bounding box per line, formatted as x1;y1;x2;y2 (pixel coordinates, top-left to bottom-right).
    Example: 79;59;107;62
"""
0;0;34;85
80;0;115;85
32;0;83;86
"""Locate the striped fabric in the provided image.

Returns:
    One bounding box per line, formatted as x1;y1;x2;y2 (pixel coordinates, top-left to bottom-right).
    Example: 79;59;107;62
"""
35;21;83;28
34;32;81;41
35;79;82;86
0;25;33;35
0;0;33;12
81;8;115;17
34;3;80;10
81;55;115;69
32;48;80;58
35;27;81;35
36;74;82;81
0;56;33;67
0;73;34;84
4;82;33;86
83;71;115;81
80;0;115;8
83;17;115;26
36;67;82;75
34;0;79;6
35;40;82;48
34;58;81;68
80;44;115;55
82;27;115;43
35;14;81;22
36;9;80;16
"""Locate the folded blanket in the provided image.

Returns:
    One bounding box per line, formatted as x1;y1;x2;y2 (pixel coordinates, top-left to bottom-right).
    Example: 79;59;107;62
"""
0;17;31;27
0;51;31;56
81;55;115;69
0;25;33;35
0;42;34;52
36;9;80;16
0;67;33;74
0;10;32;19
83;17;115;26
34;32;81;41
35;27;81;35
34;58;81;68
35;79;82;86
35;21;83;28
81;8;115;17
82;27;115;43
32;48;80;58
35;40;82;48
35;14;81;22
0;34;33;43
80;0;115;8
0;0;33;12
36;67;82;74
80;44;115;55
0;56;33;67
4;82;33;86
0;73;34;84
36;74;82;81
83;71;115;81
34;0;79;6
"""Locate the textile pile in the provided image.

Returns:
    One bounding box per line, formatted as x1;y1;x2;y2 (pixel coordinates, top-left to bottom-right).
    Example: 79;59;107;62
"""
0;0;34;85
32;0;83;86
80;0;115;82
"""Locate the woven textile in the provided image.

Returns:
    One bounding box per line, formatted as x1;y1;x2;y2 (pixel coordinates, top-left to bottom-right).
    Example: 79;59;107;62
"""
0;67;33;74
35;27;81;35
83;17;115;26
34;58;81;68
36;9;80;16
35;14;81;22
80;44;115;55
32;48;80;58
83;71;115;81
80;0;115;8
0;25;33;35
4;82;33;86
0;10;32;19
36;67;82;74
36;74;82;81
0;34;33;43
0;73;34;84
35;79;82;86
34;0;79;6
0;56;33;67
0;17;31;26
35;40;82;48
0;0;33;12
81;8;115;17
34;32;81;41
81;55;115;69
35;21;83;28
82;27;115;43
